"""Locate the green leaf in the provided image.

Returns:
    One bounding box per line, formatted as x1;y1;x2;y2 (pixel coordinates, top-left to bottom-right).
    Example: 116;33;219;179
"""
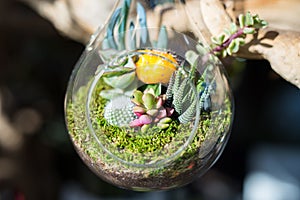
143;93;156;110
219;34;226;43
245;12;254;26
243;27;255;34
129;21;136;50
146;109;158;116
145;84;161;96
213;51;221;57
137;2;149;44
157;25;168;48
117;0;131;50
103;71;136;89
230;23;238;34
103;68;134;78
260;20;268;27
132;90;144;105
141;124;151;133
196;43;209;55
211;36;221;45
253;17;268;28
221;49;227;57
106;8;121;49
151;41;157;48
211;34;226;45
124;56;136;69
229;39;240;54
208;54;218;63
159;117;172;124
238;14;246;28
226;44;233;56
157;123;169;130
235;38;245;46
223;29;231;39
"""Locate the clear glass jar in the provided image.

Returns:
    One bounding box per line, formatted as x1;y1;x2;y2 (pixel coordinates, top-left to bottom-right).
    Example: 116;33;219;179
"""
65;0;234;191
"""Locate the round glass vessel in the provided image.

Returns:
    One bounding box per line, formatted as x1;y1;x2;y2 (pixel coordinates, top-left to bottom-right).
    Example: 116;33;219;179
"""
65;0;233;191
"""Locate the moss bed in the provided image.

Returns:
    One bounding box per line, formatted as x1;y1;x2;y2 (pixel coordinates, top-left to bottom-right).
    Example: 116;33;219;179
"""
66;78;232;191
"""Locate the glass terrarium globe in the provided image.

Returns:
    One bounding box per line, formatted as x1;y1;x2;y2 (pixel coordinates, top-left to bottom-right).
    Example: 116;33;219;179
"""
65;0;234;191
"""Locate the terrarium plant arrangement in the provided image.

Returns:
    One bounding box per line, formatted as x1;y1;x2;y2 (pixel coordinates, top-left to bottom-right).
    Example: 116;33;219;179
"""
65;0;267;191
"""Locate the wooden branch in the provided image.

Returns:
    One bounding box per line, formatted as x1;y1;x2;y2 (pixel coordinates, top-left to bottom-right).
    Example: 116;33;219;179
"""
19;0;117;43
240;28;300;87
199;0;300;88
20;0;300;88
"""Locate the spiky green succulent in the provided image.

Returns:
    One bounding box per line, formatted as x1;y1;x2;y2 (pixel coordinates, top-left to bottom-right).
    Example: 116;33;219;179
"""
166;70;197;124
165;48;215;125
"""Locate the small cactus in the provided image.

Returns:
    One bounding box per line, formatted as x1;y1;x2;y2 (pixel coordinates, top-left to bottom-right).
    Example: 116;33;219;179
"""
104;95;137;127
129;89;174;132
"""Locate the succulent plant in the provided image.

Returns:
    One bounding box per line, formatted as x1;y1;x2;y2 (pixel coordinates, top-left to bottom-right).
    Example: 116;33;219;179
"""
165;51;213;124
129;88;174;133
99;50;178;129
165;69;197;124
99;47;178;100
104;95;137;127
100;56;138;100
210;12;268;57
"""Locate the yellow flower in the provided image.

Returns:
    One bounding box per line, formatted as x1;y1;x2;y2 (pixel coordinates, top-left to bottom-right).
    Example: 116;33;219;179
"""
135;49;177;84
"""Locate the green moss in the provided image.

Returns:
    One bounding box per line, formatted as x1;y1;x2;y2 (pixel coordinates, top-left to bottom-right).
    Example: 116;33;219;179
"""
66;77;232;174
